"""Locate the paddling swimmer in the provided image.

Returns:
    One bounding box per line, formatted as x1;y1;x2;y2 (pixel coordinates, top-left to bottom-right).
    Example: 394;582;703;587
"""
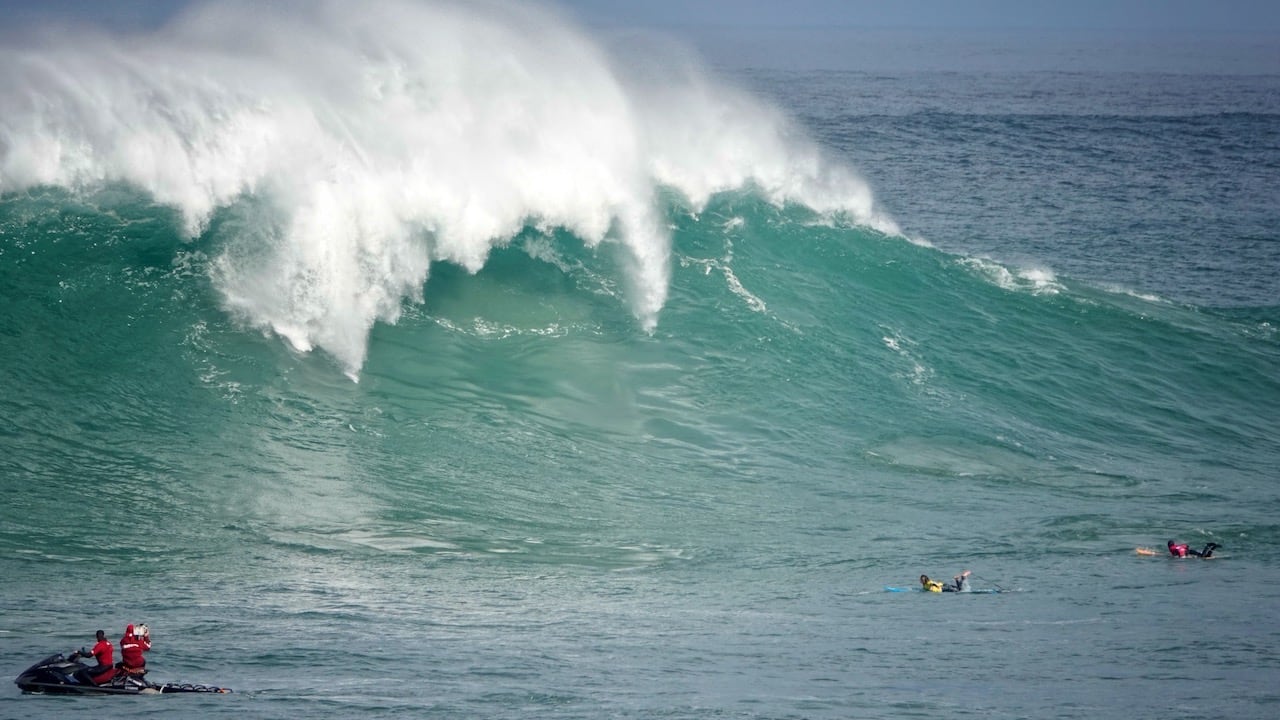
1167;540;1220;558
920;570;971;592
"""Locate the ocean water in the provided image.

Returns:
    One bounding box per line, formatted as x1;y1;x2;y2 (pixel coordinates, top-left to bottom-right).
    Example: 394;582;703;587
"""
3;2;1280;719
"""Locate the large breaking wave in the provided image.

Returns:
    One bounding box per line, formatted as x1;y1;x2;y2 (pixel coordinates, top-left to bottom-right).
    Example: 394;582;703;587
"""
0;0;894;377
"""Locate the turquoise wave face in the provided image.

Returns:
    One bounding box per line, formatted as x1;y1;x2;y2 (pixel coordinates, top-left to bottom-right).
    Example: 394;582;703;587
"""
3;185;1278;567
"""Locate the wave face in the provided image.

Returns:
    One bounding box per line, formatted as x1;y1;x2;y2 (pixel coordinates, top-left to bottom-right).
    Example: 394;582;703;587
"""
0;0;891;376
3;182;1276;560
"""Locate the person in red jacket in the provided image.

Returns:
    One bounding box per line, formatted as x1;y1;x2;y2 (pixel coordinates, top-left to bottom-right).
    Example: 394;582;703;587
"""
78;629;117;684
120;623;151;671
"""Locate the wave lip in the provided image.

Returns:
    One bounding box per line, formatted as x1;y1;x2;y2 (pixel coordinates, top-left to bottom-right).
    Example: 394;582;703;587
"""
0;0;893;376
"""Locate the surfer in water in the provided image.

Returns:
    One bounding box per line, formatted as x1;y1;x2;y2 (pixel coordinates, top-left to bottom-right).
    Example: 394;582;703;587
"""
1167;540;1219;558
920;570;971;592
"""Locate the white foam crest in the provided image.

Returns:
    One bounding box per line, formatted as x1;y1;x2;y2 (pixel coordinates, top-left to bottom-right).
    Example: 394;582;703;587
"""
0;0;894;375
962;257;1063;296
613;39;900;235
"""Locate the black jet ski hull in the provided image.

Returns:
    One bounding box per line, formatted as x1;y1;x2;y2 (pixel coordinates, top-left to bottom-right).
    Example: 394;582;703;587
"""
14;653;230;695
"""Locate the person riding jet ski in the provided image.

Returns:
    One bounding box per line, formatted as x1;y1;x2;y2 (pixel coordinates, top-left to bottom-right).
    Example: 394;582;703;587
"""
75;630;117;685
120;623;151;672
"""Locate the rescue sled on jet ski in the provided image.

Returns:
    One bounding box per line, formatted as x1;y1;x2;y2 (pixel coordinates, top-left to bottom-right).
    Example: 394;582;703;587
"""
14;650;230;694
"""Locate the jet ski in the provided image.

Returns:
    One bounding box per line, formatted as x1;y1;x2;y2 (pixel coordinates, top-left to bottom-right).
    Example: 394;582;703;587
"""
14;650;230;694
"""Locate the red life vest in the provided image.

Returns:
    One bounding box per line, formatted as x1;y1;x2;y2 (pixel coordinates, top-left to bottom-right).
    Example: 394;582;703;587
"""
87;639;117;683
90;639;114;667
